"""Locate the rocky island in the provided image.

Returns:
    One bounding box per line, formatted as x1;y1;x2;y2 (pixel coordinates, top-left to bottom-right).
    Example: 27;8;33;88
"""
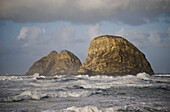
27;50;82;75
27;35;154;76
78;35;154;75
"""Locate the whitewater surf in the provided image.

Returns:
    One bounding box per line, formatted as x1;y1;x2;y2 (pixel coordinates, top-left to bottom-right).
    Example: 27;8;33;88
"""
0;73;169;112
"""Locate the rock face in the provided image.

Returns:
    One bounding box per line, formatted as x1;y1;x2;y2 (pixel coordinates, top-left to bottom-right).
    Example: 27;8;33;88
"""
27;50;82;75
78;35;154;75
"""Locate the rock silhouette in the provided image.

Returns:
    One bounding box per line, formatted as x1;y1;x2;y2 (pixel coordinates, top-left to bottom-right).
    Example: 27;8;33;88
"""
78;35;154;75
27;50;82;75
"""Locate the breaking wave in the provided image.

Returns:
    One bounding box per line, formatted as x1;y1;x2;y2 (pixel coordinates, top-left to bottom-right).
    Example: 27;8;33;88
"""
0;89;94;102
44;105;169;112
0;72;170;111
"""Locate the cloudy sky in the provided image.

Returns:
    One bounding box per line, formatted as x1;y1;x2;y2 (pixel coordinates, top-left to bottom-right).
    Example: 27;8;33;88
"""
0;0;170;74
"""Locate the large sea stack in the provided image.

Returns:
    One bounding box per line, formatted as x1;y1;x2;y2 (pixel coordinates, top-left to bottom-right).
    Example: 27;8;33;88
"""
27;50;82;75
78;35;154;75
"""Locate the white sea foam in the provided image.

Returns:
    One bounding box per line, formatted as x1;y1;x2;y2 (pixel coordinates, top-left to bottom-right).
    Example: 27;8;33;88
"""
0;73;166;90
61;105;168;112
0;90;47;101
63;106;103;112
154;74;170;77
56;90;93;97
75;75;90;78
54;75;66;78
38;104;170;112
32;73;47;80
0;75;30;81
0;76;19;80
0;89;93;102
33;73;40;77
136;72;151;80
62;105;127;112
75;75;115;80
0;73;170;111
74;74;144;89
74;73;170;88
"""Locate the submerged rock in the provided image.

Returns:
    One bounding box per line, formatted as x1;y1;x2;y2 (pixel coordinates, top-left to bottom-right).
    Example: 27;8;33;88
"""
78;35;154;75
27;50;82;75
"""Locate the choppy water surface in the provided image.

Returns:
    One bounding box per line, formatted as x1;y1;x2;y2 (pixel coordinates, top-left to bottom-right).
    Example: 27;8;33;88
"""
0;73;170;112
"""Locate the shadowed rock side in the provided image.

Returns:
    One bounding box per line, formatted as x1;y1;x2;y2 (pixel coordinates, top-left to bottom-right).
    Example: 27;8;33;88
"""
78;35;154;75
27;50;82;75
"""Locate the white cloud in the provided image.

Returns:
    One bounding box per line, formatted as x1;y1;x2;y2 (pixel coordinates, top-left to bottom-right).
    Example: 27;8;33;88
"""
17;27;29;39
88;24;102;39
17;26;45;40
17;25;77;48
0;0;169;25
17;26;46;47
115;27;170;48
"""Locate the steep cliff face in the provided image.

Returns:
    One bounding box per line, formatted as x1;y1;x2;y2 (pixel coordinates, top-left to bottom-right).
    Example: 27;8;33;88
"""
78;35;154;75
27;50;82;75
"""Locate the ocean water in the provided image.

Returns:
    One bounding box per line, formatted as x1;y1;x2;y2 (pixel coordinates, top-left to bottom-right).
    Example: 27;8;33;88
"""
0;73;169;112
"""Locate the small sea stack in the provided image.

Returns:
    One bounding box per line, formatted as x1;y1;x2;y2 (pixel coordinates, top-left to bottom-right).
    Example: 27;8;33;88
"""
27;50;82;75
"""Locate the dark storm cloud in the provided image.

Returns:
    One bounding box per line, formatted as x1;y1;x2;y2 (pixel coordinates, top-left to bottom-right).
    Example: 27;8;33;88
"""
0;0;169;25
